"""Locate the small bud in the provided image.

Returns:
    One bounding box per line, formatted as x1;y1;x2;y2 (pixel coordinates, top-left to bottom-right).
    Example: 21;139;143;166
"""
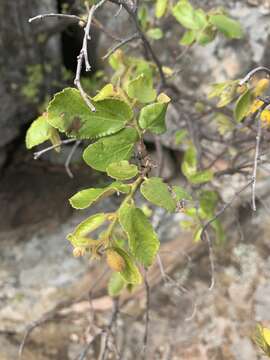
73;247;85;257
106;249;126;272
254;78;270;97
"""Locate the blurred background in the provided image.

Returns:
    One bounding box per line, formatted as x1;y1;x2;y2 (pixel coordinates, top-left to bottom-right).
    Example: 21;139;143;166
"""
1;0;270;359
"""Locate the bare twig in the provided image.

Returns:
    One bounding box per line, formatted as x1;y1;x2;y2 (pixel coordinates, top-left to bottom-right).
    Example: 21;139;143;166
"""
205;229;215;290
200;180;253;249
110;0;166;88
141;270;150;360
74;0;107;112
77;330;103;360
65;140;81;178
29;13;83;23
239;66;270;85
102;32;140;60
33;139;76;159
99;298;119;360
251;116;262;211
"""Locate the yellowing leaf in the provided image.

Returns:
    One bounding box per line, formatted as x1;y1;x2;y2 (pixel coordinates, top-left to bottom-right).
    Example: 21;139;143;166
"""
119;203;160;267
157;92;171;104
155;0;168;18
261;109;270;127
93;84;115;101
253;78;270;97
263;327;270;346
26;114;56;149
127;74;157;103
249;99;264;114
69;182;130;209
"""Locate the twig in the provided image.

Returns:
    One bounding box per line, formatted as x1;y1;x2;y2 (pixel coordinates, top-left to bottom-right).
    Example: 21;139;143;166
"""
111;0;166;88
142;270;150;360
74;0;108;112
102;33;140;60
33;139;76;159
77;330;103;360
29;13;83;23
204;229;215;290
99;298;119;360
251;116;262;211
239;66;270;85
200;180;253;249
65;140;81;178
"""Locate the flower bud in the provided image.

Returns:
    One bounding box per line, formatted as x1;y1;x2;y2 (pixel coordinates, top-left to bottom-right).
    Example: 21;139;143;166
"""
73;247;85;257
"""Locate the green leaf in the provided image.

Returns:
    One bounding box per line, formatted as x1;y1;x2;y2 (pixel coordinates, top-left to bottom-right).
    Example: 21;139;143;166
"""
193;227;203;243
181;146;197;178
234;89;252;122
211;219;225;244
71;213;107;237
69;182;130;210
127;74;157;104
114;247;142;284
67;213;107;247
199;190;218;218
188;170;213;184
138;102;168;134
172;185;192;201
83;128;139;172
208;80;238;107
108;272;125;296
179;30;196;45
175;129;188;145
197;26;216;45
140;177;176;212
147;28;164;40
119;203;160;267
138;5;148;30
106;161;138;180
209;14;243;39
47;88;133;139
172;0;207;30
155;0;168;18
26;115;55;149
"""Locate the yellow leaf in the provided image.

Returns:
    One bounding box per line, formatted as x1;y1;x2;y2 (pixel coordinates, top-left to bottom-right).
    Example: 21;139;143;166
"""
157;92;171;104
249;99;264;114
261;109;270;127
253;78;270;97
263;327;270;346
162;66;173;76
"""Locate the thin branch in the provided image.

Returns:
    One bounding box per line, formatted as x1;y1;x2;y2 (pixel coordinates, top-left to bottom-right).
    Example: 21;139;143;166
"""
142;270;150;360
99;298;119;360
74;1;108;112
239;66;270;85
111;0;166;88
29;13;83;23
251;116;262;211
102;33;140;60
77;331;103;360
33;139;76;159
65;140;81;178
200;180;253;247
205;229;215;290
